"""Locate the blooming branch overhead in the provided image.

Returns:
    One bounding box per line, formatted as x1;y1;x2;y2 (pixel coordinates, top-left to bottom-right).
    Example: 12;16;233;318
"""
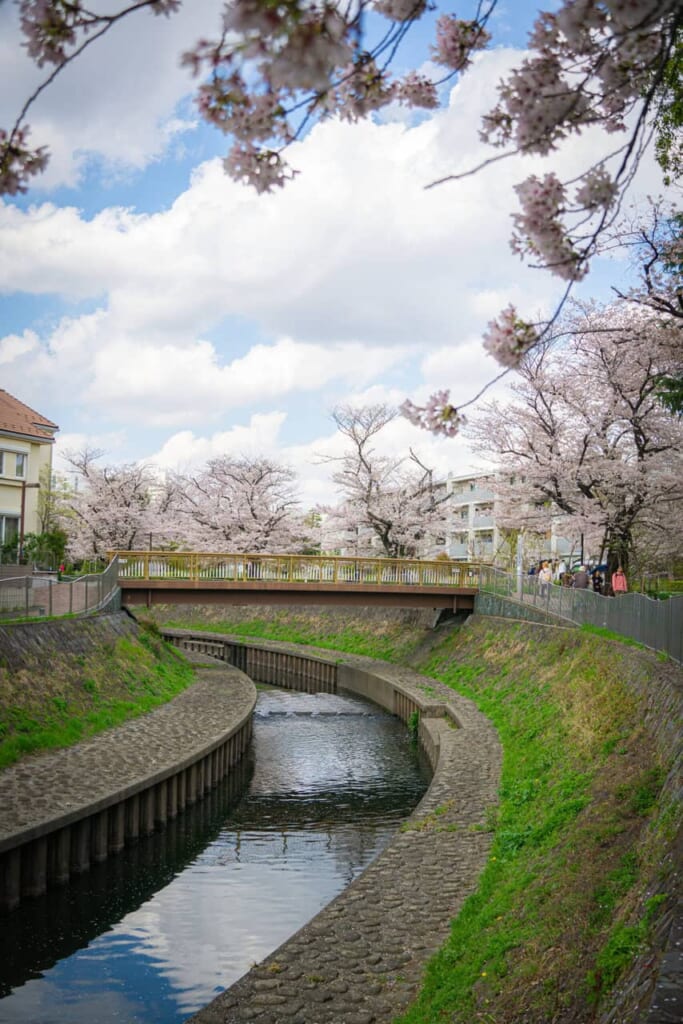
2;1;680;434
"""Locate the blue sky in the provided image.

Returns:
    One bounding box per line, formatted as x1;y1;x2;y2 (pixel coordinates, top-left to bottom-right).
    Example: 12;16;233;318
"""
0;0;666;507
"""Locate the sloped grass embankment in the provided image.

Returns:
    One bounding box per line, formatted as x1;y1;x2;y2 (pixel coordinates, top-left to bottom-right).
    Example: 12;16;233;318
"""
0;621;194;769
154;606;681;1024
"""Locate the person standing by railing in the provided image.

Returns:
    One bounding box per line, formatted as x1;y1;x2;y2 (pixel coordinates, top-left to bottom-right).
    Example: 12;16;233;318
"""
572;566;590;589
611;566;628;596
538;561;552;597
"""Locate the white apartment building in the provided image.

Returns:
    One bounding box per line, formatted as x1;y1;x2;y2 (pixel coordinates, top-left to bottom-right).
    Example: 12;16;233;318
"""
433;471;578;568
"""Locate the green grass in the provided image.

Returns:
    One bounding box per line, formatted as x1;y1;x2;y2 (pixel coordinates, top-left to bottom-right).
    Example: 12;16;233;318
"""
580;623;647;649
392;625;674;1024
161;613;426;661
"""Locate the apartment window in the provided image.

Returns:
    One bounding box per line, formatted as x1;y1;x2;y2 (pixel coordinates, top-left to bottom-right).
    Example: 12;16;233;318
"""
0;515;19;546
0;452;3;475
15;453;26;478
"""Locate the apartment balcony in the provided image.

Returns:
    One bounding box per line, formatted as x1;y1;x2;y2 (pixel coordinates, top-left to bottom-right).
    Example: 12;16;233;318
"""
447;542;470;559
473;516;494;529
451;486;494;504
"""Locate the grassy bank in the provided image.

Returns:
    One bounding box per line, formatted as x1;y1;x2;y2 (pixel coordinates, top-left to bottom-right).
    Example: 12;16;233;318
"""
155;607;681;1024
157;606;433;662
0;622;195;769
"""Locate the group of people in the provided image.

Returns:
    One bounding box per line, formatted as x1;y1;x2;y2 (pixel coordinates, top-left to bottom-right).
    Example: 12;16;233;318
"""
529;560;628;597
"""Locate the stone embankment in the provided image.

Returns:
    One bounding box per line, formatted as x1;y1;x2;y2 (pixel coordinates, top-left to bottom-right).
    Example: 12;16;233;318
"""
0;615;256;912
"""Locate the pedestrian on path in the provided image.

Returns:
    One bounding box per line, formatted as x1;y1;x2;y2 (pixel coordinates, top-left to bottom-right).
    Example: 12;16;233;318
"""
611;566;628;595
572;566;590;589
538;561;553;597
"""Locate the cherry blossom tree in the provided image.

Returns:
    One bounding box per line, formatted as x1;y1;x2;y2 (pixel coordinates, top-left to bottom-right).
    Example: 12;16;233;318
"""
468;301;683;575
172;454;307;552
602;198;683;414
2;1;680;433
61;447;177;559
321;404;452;558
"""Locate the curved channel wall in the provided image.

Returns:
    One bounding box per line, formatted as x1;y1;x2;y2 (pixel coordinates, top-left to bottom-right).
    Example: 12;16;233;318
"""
0;617;256;913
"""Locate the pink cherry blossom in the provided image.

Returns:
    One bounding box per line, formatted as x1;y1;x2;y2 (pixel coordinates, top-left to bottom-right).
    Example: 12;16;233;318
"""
0;127;49;195
431;14;491;72
482;305;539;368
373;0;427;23
395;72;439;109
224;142;296;192
400;392;465;437
512;173;589;281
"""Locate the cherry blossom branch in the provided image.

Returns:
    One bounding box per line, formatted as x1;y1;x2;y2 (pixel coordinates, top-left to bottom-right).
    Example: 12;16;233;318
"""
1;0;181;193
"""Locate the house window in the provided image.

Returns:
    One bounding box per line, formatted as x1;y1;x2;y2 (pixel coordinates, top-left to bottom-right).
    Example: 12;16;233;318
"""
0;452;4;475
15;453;26;478
0;515;19;546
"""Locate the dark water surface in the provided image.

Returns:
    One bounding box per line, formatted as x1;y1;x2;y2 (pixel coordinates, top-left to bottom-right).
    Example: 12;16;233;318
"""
0;687;431;1024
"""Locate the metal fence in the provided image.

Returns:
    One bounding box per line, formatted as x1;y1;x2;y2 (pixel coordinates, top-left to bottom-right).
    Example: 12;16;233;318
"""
479;566;683;664
0;556;119;621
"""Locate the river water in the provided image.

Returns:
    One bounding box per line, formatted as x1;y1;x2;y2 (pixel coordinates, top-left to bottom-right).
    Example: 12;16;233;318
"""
0;686;431;1024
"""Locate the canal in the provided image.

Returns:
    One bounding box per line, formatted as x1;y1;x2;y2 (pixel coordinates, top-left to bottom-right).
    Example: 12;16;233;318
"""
0;685;431;1024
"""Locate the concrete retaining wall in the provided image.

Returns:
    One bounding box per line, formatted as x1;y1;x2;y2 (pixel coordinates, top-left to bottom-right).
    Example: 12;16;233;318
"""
0;617;256;913
0;710;253;913
475;589;564;625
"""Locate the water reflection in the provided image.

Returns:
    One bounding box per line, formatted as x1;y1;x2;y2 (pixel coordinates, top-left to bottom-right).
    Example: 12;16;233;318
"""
0;687;431;1024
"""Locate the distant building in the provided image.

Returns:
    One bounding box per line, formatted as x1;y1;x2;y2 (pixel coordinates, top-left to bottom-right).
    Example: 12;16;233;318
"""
0;390;59;558
431;471;578;567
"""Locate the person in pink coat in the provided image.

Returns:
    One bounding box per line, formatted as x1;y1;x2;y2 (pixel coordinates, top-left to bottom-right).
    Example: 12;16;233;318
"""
611;566;628;595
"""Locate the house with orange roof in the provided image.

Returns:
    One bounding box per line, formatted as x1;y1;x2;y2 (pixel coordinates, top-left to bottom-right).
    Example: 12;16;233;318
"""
0;390;59;559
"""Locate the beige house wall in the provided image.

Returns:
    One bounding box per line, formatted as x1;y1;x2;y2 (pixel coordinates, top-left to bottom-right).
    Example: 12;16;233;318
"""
0;434;54;543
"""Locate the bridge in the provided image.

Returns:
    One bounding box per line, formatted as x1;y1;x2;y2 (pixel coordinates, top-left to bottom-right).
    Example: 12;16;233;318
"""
110;551;480;612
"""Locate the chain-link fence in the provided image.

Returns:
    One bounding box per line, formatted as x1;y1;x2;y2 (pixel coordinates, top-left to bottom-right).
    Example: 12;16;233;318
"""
0;556;119;621
479;566;683;664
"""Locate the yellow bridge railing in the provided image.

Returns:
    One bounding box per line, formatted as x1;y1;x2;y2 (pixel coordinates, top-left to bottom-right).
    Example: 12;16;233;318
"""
109;551;481;588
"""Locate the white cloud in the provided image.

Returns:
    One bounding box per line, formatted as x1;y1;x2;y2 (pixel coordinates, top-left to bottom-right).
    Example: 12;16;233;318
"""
149;412;290;472
0;49;568;346
55;430;128;466
1;35;670;504
0;329;38;364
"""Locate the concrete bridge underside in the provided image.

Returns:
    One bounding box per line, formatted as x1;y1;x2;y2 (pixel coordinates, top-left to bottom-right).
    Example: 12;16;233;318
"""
121;579;477;611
